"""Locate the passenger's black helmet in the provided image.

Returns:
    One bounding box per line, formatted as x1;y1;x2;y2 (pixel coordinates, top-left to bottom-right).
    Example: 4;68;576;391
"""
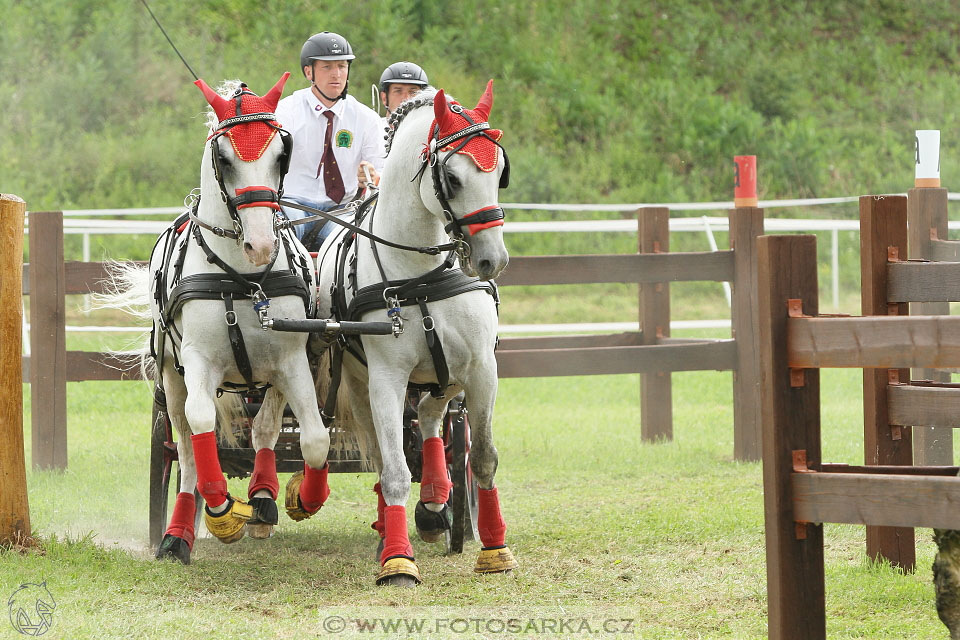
300;32;355;75
379;61;429;93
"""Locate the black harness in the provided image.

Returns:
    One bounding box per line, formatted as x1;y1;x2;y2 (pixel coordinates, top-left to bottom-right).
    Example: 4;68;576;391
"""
151;206;313;391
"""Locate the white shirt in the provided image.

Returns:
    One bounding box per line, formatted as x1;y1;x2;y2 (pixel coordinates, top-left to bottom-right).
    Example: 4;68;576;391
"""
275;88;386;206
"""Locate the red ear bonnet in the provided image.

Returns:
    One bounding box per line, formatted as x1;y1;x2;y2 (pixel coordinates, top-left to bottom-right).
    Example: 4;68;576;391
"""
195;72;290;162
429;80;502;173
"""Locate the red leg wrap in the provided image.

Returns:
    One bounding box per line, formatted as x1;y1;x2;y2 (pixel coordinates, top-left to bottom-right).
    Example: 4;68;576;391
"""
248;448;279;499
191;431;227;508
371;482;386;538
419;437;452;504
299;462;330;513
164;492;196;549
477;487;507;548
380;505;414;564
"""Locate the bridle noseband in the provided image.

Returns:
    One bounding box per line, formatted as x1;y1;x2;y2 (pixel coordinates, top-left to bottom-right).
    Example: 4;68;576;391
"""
191;86;294;243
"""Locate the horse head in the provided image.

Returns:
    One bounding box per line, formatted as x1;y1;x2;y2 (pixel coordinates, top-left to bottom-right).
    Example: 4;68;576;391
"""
418;81;510;281
195;73;292;266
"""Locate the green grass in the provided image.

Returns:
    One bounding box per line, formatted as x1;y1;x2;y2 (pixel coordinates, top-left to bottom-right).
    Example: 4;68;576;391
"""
3;329;954;639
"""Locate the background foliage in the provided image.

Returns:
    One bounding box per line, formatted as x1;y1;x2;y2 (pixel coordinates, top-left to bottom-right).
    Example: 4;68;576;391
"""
5;0;960;315
4;0;959;210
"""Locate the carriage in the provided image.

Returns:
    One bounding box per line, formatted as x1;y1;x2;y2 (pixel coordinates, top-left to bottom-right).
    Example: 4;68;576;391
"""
148;384;481;554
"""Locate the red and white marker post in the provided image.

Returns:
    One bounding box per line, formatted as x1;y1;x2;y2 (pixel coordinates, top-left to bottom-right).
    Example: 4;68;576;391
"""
734;155;758;207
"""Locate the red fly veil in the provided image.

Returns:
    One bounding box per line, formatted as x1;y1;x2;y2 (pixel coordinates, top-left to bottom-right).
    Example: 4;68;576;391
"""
195;72;289;162
431;80;502;173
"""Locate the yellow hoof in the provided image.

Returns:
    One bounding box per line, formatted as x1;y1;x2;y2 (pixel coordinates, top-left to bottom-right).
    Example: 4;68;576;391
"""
284;471;318;522
375;557;422;585
474;546;518;573
204;496;253;544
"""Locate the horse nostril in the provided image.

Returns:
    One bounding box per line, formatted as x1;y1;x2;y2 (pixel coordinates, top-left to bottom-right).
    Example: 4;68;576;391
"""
479;259;492;274
243;242;254;253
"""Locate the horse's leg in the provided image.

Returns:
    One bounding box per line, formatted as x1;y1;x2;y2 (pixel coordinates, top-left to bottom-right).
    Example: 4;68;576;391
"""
271;356;331;523
246;387;284;539
367;365;421;586
341;382;385;560
155;367;198;564
413;391;458;543
182;351;253;544
463;366;518;574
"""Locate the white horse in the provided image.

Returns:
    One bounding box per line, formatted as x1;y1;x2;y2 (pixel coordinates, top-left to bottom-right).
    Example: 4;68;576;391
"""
103;74;330;564
311;82;515;585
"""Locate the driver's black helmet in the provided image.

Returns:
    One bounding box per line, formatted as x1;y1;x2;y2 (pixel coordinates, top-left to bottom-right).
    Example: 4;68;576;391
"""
379;61;429;93
300;32;355;75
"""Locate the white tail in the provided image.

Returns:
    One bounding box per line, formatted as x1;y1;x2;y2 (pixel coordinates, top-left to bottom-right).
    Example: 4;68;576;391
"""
90;259;246;447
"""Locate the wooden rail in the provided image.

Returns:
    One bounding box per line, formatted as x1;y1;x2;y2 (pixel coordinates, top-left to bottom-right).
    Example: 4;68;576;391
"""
759;209;960;639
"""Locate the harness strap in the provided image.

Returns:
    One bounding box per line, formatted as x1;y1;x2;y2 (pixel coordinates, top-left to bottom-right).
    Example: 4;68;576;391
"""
321;344;345;429
416;297;449;397
229;186;281;212
223;294;256;387
347;269;496;320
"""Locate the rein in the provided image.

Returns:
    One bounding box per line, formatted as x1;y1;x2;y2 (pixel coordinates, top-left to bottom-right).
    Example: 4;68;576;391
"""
278;196;461;257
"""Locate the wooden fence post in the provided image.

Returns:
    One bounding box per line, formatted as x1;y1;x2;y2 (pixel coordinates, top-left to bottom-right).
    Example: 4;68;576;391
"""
28;211;67;470
0;194;31;545
758;234;824;640
730;207;764;461
638;207;671;441
859;195;914;570
907;186;953;465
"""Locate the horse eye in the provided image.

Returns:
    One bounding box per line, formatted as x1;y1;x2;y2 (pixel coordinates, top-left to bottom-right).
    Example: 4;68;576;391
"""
447;174;461;189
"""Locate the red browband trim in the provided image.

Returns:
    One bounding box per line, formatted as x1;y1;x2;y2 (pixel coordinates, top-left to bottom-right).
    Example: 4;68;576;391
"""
462;205;504;235
234;186;282;211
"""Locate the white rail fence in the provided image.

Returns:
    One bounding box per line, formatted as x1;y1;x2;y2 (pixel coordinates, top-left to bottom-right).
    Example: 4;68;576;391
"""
23;195;960;337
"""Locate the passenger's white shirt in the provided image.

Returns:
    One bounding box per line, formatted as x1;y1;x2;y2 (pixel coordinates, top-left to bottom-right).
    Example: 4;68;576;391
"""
275;88;385;206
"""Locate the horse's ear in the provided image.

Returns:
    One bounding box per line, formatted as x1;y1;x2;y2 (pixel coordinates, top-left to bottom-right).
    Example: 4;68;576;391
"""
194;78;232;122
434;89;453;129
474;79;494;122
263;72;290;111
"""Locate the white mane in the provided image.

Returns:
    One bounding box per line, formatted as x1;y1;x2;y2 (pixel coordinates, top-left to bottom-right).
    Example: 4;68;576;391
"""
202;79;243;130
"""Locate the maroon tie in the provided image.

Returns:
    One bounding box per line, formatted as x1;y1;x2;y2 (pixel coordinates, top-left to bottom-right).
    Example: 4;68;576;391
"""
317;110;345;203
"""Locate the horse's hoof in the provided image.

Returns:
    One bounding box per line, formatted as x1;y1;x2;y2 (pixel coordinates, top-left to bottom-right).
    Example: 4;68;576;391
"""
155;534;191;565
246;523;274;539
204;495;253;544
414;500;451;543
376;557;422;586
284;471;321;522
474;546;518;574
248;496;279;530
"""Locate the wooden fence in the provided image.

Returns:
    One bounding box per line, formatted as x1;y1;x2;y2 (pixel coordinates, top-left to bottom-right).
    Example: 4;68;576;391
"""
21;206;766;469
1;194;30;545
759;197;960;639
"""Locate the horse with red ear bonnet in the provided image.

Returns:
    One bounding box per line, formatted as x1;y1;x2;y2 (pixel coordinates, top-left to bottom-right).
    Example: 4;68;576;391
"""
100;74;330;564
312;80;515;586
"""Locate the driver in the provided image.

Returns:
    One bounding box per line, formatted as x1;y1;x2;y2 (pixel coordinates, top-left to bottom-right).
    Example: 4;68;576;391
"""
276;31;385;249
356;61;430;191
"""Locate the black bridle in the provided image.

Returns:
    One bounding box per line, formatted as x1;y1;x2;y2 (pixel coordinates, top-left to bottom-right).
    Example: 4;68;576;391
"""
190;86;294;243
419;102;511;250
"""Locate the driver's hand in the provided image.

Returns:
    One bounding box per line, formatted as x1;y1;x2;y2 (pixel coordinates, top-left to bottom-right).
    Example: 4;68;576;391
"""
357;161;379;188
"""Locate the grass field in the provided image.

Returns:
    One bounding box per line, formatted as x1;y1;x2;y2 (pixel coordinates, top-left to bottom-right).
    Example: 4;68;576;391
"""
3;328;955;639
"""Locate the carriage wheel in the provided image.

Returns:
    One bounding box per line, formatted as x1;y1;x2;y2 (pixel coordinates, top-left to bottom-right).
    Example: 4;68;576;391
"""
447;399;479;555
149;387;202;549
